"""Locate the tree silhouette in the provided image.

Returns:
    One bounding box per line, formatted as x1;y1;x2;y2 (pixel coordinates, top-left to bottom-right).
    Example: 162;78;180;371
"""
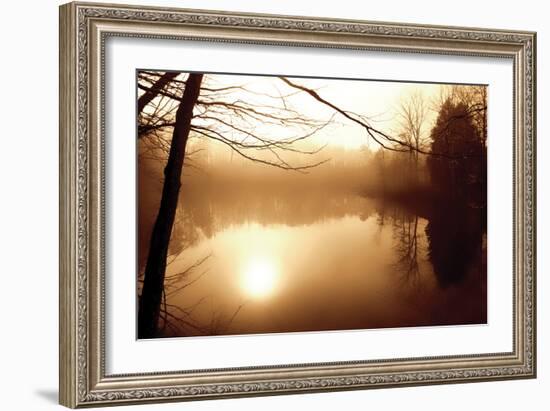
395;91;430;185
137;72;334;338
138;73;204;338
427;98;485;201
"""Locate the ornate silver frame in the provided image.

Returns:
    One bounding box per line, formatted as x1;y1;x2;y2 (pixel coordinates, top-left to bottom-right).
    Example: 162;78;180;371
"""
59;1;537;408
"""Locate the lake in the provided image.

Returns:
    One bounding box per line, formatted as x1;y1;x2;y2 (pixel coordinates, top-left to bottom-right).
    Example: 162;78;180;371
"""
152;186;486;337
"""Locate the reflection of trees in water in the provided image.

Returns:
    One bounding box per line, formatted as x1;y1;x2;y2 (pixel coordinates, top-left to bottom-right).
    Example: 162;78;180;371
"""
377;199;485;290
147;190;486;336
171;185;485;295
391;212;422;284
425;201;485;288
168;182;486;291
172;185;378;245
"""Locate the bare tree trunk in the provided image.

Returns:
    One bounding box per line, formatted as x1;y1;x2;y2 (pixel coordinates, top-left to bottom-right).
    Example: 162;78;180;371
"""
138;73;204;338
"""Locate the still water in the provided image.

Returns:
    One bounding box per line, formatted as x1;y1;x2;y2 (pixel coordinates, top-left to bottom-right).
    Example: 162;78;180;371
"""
158;187;486;337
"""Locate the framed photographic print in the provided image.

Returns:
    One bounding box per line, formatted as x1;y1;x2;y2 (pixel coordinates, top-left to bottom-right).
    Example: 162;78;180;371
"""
59;1;537;408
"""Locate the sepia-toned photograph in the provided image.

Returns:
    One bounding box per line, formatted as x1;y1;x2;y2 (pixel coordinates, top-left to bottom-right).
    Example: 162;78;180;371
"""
137;71;487;339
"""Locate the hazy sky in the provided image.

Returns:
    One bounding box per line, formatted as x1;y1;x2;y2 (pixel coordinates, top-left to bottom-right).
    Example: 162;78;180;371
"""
197;73;445;150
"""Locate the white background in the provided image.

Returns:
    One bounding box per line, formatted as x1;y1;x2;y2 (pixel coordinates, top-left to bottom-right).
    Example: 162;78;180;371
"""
0;0;546;410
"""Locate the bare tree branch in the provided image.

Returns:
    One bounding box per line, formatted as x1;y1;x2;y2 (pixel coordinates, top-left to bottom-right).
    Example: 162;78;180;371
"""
138;72;180;115
279;76;477;159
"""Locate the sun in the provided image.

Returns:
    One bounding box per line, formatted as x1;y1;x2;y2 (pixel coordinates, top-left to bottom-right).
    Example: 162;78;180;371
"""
242;256;278;298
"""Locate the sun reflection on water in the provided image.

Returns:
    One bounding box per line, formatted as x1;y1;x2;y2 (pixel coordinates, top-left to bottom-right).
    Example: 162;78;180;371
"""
241;256;278;298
